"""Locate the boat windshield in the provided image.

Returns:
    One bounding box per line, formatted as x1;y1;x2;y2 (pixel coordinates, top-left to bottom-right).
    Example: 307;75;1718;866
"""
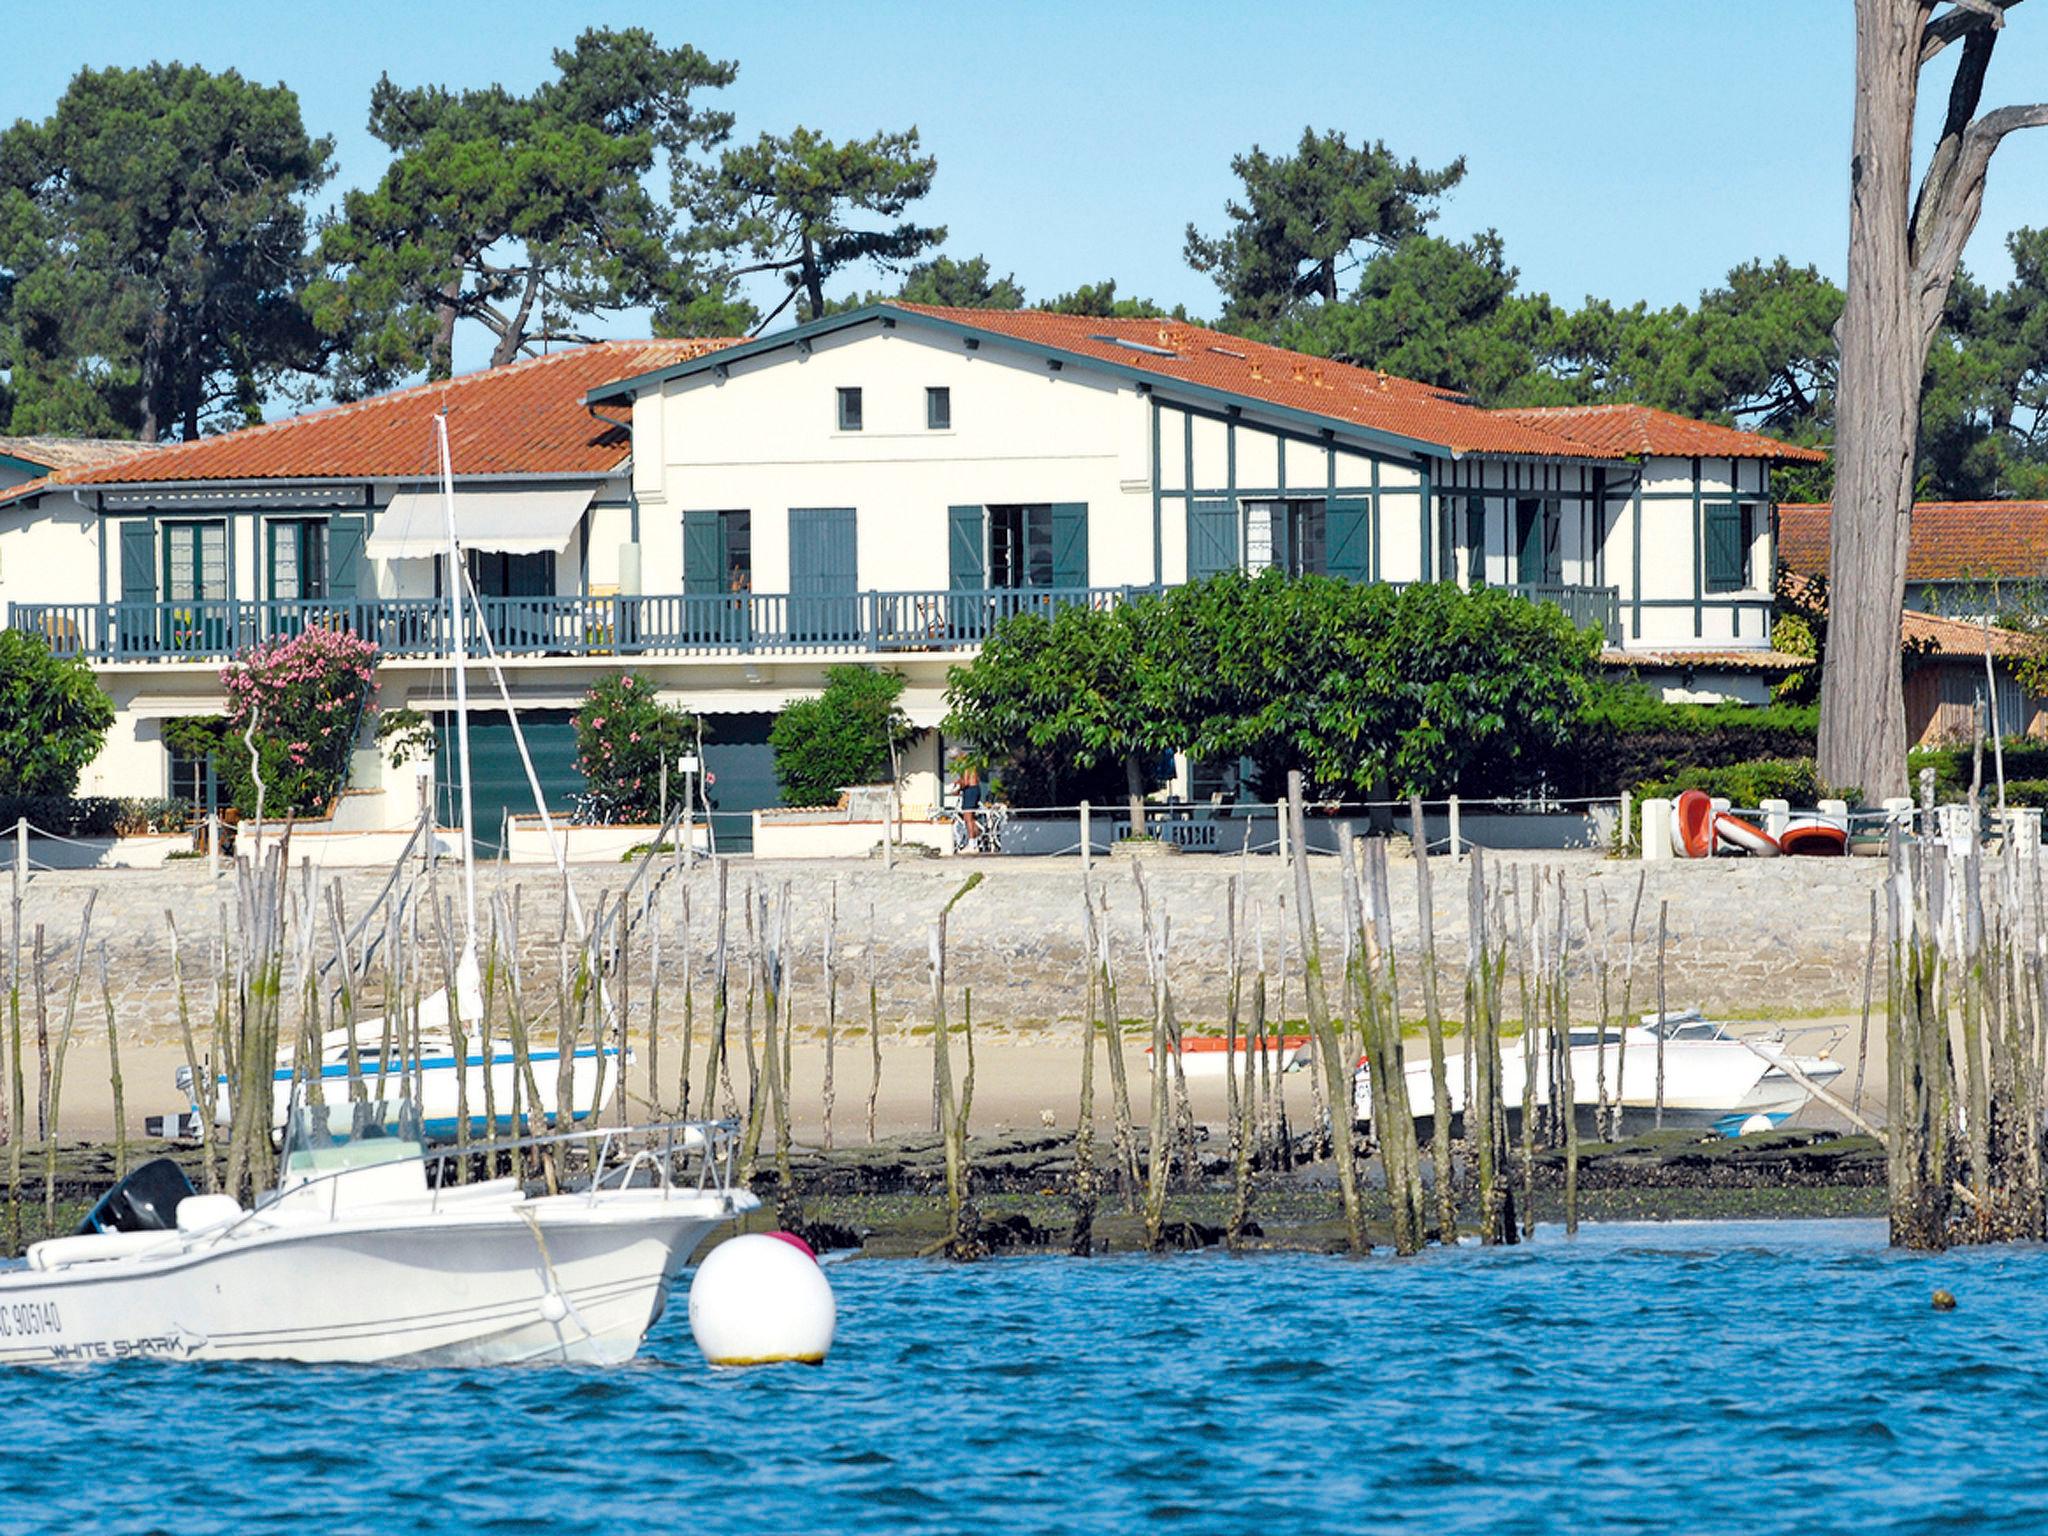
1645;1013;1732;1042
281;1098;426;1177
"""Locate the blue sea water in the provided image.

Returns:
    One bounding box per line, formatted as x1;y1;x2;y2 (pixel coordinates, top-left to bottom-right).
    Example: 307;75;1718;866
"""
4;1219;2046;1535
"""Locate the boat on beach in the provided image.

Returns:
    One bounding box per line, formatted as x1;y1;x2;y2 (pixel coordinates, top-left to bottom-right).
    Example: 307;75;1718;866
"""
1353;1010;1845;1138
1146;1035;1310;1078
0;1103;752;1366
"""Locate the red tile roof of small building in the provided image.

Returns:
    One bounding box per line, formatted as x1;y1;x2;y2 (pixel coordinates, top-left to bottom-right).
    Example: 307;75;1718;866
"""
1780;501;2048;582
885;304;1631;460
1599;647;1808;673
5;339;735;501
1902;606;2039;659
1493;404;1826;463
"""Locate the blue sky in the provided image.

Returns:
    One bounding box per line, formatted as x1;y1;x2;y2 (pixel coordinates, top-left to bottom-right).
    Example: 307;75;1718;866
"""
16;1;2048;370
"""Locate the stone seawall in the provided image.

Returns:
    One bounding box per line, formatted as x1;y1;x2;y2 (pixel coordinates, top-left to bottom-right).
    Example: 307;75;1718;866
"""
2;850;1889;1047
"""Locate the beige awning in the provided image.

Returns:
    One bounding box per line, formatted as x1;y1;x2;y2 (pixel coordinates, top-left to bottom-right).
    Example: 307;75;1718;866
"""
364;486;595;560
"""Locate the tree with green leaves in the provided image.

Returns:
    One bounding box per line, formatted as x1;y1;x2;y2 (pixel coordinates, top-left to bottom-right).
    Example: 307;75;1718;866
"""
944;595;1189;835
769;666;917;806
0;63;333;440
0;631;113;797
309;29;742;387
689;126;943;330
1185;127;1464;332
1045;280;1183;319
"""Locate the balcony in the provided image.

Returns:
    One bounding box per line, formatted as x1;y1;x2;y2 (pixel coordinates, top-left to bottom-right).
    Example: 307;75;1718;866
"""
8;581;1623;665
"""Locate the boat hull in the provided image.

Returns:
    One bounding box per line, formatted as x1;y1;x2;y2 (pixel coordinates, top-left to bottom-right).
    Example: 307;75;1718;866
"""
0;1190;750;1367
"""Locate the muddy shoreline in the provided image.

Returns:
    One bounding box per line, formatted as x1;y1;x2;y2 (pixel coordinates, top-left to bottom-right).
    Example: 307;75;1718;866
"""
1;1127;1886;1260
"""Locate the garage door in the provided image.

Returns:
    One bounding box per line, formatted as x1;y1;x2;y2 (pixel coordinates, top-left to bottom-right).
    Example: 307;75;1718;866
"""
436;710;582;853
700;713;779;854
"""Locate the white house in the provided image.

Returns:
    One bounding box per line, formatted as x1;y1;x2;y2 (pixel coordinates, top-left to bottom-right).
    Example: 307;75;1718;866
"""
0;303;1821;841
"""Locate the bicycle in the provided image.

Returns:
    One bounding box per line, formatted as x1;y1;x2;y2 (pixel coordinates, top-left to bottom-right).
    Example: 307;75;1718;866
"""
943;802;1008;854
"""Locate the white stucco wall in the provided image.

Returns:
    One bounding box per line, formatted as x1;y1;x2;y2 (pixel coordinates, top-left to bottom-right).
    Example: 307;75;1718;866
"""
1612;456;1774;648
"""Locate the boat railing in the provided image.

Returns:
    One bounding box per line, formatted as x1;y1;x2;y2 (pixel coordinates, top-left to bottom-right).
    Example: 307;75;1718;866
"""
221;1116;745;1230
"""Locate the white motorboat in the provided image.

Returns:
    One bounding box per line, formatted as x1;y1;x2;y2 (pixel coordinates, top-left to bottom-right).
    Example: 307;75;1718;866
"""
0;1102;755;1366
1353;1010;1846;1138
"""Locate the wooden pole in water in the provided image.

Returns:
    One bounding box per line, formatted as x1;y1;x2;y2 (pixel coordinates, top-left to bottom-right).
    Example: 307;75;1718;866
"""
1411;795;1455;1243
1655;899;1669;1132
44;894;95;1235
97;944;126;1182
1614;871;1645;1141
1555;873;1579;1235
1287;771;1367;1253
7;877;25;1251
1853;888;1879;1120
1224;874;1254;1251
822;882;838;1152
1072;879;1100;1257
1092;885;1141;1210
866;900;881;1145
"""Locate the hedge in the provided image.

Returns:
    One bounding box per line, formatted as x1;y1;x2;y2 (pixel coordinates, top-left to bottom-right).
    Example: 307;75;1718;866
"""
1907;738;2048;797
1546;683;1818;799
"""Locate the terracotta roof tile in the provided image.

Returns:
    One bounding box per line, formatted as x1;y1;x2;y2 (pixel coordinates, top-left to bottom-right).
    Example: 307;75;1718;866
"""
1494;404;1826;463
22;339;736;496
1599;647;1808;672
1901;606;2039;659
1780;501;2048;583
885;304;1628;460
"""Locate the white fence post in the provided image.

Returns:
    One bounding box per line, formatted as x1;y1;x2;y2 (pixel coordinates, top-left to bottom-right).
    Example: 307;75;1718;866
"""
1275;799;1290;867
207;812;220;880
1079;801;1092;871
1448;795;1462;864
1618;790;1632;854
1641;797;1675;862
12;815;24;897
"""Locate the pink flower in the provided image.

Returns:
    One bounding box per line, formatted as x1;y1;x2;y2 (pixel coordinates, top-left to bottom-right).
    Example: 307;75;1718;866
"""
629;732;641;743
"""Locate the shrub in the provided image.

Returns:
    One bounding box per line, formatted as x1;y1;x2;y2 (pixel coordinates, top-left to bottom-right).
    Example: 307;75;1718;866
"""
1634;757;1835;810
769;667;915;808
0;795;192;838
571;672;700;823
211;626;380;817
0;630;114;797
1908;738;2048;798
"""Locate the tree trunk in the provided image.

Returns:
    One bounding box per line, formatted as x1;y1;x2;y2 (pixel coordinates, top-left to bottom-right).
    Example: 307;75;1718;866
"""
1819;1;1923;801
801;234;825;322
1124;755;1146;840
490;268;544;369
430;277;462;381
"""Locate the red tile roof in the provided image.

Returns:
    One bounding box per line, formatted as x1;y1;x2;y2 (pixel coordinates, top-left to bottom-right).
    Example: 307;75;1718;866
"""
1493;404;1826;463
1599;647;1808;673
4;339;735;501
885;304;1629;460
1902;606;2040;659
1780;501;2048;582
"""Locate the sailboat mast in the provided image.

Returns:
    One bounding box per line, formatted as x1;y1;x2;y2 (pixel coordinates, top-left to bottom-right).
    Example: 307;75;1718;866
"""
436;411;481;948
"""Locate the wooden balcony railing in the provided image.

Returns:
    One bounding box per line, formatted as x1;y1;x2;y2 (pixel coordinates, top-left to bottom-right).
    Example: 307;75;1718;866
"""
7;580;1626;663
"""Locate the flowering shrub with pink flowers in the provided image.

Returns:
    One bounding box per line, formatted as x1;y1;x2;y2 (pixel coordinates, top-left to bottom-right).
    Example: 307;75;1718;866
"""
201;626;380;816
571;672;699;823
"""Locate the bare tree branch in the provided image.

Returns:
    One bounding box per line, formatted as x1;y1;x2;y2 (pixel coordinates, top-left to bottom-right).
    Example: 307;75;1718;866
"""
1915;98;2048;335
1922;0;2026;64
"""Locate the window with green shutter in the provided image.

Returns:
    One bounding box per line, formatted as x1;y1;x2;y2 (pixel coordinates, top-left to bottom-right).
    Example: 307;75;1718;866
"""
1704;502;1746;593
1464;496;1486;586
1187;499;1237;581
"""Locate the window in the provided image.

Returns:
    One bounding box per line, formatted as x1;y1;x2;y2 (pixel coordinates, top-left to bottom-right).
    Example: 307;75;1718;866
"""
988;505;1053;589
167;736;216;812
926;386;951;430
837;387;863;432
1464;496;1486;586
270;519;329;601
1515;498;1561;586
683;510;752;594
1241;498;1328;576
467;549;556;599
1704;502;1751;593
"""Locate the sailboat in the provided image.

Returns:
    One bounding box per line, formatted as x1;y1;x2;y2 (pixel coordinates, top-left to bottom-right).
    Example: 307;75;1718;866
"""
4;413;756;1366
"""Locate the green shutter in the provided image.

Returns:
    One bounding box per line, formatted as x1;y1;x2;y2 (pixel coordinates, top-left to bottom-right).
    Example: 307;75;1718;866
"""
1464;496;1485;586
1516;499;1544;585
1704;502;1743;592
328;516;365;599
1187;498;1236;581
1325;497;1370;582
120;522;156;603
1049;503;1088;590
1543;497;1563;585
683;511;722;596
948;505;985;591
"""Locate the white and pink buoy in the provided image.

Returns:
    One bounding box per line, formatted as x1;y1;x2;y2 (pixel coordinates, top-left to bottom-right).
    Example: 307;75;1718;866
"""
688;1231;837;1367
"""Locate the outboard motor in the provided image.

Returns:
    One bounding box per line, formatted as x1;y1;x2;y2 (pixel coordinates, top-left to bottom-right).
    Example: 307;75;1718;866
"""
76;1157;196;1235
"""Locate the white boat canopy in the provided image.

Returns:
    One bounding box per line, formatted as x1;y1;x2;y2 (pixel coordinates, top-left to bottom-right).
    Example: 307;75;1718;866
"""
364;486;595;560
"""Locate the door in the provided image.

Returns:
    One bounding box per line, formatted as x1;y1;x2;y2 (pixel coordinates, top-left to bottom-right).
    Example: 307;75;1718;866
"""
163;522;228;653
789;507;859;643
469;549;556;651
267;518;329;639
698;713;781;853
683;510;752;644
435;709;581;852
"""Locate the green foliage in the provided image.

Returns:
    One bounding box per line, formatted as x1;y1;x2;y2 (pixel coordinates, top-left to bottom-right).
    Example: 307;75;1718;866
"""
0;62;332;439
309;29;741;386
1553;680;1818;799
768;666;914;808
688;125;943;329
1633;757;1834;812
1184;126;1465;330
0;630;114;797
0;795;191;839
1908;737;2048;799
893;255;1024;309
570;672;700;823
376;706;437;768
945;576;1599;804
1045;280;1185;320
